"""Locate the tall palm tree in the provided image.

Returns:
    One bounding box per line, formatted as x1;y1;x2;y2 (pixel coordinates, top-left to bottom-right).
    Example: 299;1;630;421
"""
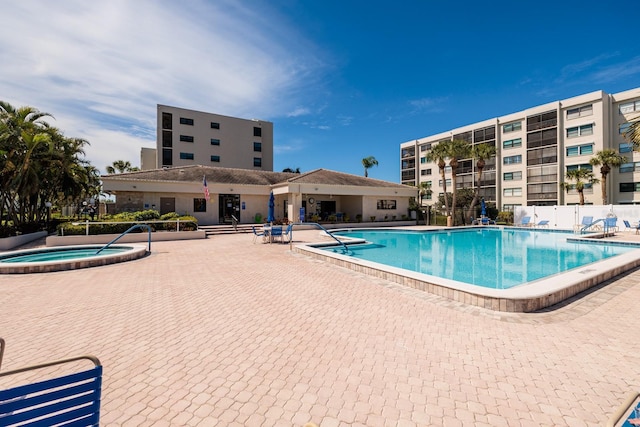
560;168;599;205
362;156;378;177
106;160;139;174
624;116;640;147
589;149;627;204
425;142;450;217
466;142;497;220
444;139;471;225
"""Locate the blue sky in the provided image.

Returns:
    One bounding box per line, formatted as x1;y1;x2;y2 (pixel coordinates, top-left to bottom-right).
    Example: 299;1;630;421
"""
2;0;639;183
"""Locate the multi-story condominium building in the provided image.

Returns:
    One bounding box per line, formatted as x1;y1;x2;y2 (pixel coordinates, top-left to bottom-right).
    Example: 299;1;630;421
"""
155;104;274;171
400;87;640;210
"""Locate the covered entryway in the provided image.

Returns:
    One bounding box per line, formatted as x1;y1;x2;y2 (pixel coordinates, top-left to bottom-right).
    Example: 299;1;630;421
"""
219;194;240;224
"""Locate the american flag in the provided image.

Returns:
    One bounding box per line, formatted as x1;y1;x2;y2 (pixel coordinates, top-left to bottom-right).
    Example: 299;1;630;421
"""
203;175;210;201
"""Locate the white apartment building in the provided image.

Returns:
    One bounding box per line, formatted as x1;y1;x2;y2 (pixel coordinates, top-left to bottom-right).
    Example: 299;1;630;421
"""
400;87;640;211
153;104;274;171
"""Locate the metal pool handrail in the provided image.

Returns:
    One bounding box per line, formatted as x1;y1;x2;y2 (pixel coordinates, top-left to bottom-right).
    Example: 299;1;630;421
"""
95;224;152;255
301;222;350;253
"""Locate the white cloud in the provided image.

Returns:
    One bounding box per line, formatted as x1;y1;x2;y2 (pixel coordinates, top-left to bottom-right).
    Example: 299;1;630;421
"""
0;0;327;172
287;107;311;117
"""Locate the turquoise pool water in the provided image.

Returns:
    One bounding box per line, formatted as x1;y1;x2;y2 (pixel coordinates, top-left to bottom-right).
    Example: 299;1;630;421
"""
327;228;635;289
0;247;132;263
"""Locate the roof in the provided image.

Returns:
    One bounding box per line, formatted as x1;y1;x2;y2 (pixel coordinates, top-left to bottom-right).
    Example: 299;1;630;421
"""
102;165;410;189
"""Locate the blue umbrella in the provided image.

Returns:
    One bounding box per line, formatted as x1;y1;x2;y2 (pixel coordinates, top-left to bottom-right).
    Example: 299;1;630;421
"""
267;192;275;223
480;198;486;217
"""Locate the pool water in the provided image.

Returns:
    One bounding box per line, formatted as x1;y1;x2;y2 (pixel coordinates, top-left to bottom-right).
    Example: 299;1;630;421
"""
328;228;635;289
0;247;131;263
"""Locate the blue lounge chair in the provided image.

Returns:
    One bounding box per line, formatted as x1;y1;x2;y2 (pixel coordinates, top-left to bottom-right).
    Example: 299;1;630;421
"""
251;226;265;243
623;220;640;234
282;224;293;243
518;216;531;227
536;220;549;228
604;217;618;232
574;216;595;232
0;338;103;427
270;226;283;243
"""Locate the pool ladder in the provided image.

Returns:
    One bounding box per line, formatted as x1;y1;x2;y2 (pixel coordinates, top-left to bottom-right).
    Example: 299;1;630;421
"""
95;224;152;255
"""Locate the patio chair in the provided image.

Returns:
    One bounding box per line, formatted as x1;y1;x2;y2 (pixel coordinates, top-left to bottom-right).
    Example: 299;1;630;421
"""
573;216;595;232
251;226;265;243
282;224;293;243
481;217;495;225
270;226;283;243
517;216;532;227
604;217;618;232
0;338;103;427
623;220;640;234
536;220;550;228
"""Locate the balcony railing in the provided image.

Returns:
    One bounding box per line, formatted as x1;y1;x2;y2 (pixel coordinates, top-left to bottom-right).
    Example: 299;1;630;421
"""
527;118;557;132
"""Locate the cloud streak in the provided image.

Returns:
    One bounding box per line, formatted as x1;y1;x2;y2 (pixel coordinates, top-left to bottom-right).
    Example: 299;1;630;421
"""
0;0;327;172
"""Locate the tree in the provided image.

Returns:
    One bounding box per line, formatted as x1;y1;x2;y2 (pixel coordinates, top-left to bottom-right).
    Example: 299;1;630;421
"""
589;149;627;204
362;156;378;177
282;167;301;173
560;168;599;205
106;160;139;174
625;116;640;147
444;139;471;225
466;143;497;220
418;181;432;206
425;143;450;217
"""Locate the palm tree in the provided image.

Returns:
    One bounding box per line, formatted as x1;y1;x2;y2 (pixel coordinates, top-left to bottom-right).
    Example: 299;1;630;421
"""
362;156;378;177
425;142;450;217
466;143;497;220
560;168;599;205
589;149;627;204
444;139;471;225
418;181;432;206
624;116;640;147
106;160;139;174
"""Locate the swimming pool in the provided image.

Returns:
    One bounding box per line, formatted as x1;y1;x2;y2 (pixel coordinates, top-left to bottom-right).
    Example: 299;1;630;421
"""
295;227;640;312
327;228;634;289
0;245;149;274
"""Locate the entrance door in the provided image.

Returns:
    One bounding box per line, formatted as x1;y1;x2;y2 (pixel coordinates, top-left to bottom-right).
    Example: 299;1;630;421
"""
318;201;336;220
159;197;175;215
219;194;240;224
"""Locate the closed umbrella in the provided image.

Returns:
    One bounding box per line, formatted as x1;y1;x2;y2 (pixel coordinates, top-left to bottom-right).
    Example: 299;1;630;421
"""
481;198;486;218
267;192;275;223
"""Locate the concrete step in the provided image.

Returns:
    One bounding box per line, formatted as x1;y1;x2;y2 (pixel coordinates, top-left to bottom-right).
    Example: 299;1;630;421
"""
199;224;255;236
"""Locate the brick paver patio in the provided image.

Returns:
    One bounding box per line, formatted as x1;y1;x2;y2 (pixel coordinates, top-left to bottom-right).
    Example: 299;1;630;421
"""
1;230;640;426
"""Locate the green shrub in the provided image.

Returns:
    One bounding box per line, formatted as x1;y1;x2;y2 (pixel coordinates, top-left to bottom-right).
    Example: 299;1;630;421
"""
496;211;514;224
56;210;197;235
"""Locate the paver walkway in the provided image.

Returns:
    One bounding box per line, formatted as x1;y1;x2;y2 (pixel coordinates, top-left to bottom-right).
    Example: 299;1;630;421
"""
1;230;640;426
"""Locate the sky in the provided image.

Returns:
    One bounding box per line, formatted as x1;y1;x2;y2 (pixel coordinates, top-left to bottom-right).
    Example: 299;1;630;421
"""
2;0;640;183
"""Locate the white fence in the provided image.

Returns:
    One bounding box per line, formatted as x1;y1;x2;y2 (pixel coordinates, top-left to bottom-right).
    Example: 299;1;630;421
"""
514;205;640;230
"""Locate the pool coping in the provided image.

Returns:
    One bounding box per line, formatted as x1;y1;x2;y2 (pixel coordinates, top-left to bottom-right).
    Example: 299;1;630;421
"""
0;244;149;274
293;227;640;312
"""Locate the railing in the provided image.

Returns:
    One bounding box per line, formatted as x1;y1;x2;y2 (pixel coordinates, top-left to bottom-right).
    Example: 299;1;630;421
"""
68;219;195;236
231;215;239;231
96;224;152;255
579;218;617;235
294;222;350;253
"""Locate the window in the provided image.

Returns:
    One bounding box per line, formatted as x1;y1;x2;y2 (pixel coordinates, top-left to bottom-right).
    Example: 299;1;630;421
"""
162;148;172;166
162;130;172;147
502;204;521;212
620;182;640;192
619;101;640;114
420;169;429;176
528;146;557;166
253;142;262;152
503;138;522;149
527;165;557;183
194;198;206;212
620;162;640;173
474;126;496;142
179;152;194;160
402;147;415;158
210;155;220;162
566;164;593;172
527;128;557;149
503;171;522;181
503;121;522;133
162;112;172;130
620;123;631;134
180;135;194;143
503;155;522;165
566;104;593;119
179;117;194;125
566;124;593;138
425;168;432;175
253;127;262;137
566;144;593;156
438;179;452;187
211;122;220;129
376;200;397;210
211;138;220;146
420;143;432;151
620;142;633;153
503;188;522;197
253;157;262;167
420;157;426;164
